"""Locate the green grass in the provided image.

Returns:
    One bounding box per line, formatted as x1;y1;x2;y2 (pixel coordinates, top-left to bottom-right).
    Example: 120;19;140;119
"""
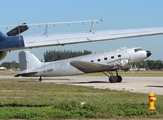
0;78;162;119
0;71;18;76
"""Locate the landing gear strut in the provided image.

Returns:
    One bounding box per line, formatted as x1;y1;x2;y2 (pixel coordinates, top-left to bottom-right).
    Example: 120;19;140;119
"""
103;70;122;83
39;76;42;81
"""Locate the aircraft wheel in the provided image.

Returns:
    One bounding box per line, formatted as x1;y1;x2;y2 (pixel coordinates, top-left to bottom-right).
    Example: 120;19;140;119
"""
116;75;122;82
109;76;116;83
39;76;42;81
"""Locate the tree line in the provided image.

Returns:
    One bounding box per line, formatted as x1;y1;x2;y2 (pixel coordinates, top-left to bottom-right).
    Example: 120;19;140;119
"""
0;61;19;70
0;50;163;70
43;49;92;62
136;60;163;70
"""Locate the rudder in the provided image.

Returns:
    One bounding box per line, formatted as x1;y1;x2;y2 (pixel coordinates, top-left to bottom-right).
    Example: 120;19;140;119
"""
19;50;42;71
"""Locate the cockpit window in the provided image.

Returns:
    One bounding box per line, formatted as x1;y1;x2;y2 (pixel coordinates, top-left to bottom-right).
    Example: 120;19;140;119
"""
134;48;142;52
138;48;142;51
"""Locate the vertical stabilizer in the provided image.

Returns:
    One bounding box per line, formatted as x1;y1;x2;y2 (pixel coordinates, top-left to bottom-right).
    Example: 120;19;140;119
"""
19;50;42;71
0;32;6;41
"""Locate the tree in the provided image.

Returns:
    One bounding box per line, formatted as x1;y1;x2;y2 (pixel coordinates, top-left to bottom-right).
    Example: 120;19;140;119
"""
137;60;163;70
154;60;163;70
10;61;19;69
44;49;92;62
1;62;11;69
0;61;19;69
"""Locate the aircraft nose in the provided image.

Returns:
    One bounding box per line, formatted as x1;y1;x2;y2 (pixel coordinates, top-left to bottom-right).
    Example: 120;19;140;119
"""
146;50;152;57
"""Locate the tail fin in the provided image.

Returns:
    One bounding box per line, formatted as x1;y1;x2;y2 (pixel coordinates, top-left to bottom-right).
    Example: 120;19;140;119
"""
0;32;6;41
19;50;42;71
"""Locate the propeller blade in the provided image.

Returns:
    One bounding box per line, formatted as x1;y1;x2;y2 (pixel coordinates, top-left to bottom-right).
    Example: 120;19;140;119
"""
134;64;138;73
130;64;134;74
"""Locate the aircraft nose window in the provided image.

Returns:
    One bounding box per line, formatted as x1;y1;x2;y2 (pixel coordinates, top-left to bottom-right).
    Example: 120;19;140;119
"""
138;48;142;51
134;49;138;52
134;48;142;52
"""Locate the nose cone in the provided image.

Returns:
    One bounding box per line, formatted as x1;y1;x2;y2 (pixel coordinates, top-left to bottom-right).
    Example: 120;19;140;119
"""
146;50;152;57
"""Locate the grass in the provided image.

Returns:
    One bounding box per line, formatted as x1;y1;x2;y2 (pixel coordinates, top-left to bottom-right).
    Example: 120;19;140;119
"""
0;78;162;119
0;71;163;119
0;71;18;76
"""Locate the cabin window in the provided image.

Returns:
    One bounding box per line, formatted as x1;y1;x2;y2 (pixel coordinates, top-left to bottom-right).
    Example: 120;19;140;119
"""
118;55;121;57
91;60;94;62
104;57;107;60
111;56;114;59
97;59;101;62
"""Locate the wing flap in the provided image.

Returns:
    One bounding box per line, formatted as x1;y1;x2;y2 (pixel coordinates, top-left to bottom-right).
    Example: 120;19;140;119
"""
70;60;114;73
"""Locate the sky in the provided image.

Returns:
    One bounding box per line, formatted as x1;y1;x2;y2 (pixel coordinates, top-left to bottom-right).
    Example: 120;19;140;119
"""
0;0;163;63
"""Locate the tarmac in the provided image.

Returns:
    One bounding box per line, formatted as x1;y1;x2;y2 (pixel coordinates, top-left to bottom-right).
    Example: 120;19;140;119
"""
0;76;162;95
42;76;163;95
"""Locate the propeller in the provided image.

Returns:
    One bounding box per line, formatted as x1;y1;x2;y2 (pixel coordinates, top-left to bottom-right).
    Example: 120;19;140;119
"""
134;64;138;73
6;23;28;36
128;56;138;74
130;63;138;74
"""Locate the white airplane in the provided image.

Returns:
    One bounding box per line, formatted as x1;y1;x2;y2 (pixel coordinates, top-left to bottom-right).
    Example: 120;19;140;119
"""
15;47;151;83
0;19;163;61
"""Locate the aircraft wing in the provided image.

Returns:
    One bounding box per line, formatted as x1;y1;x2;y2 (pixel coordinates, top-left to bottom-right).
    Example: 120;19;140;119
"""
70;60;115;73
1;27;163;51
23;27;163;49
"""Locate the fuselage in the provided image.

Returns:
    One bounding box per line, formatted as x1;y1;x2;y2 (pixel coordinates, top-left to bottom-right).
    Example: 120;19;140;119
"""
31;47;151;77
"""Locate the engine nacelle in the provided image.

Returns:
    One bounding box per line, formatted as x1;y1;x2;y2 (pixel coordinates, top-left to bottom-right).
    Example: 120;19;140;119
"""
121;59;130;69
0;51;7;60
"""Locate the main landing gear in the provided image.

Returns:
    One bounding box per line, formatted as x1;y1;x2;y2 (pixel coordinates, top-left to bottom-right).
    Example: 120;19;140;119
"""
103;70;122;83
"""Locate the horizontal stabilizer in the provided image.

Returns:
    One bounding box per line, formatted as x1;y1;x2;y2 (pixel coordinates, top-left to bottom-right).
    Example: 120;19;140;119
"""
70;60;113;73
14;72;38;77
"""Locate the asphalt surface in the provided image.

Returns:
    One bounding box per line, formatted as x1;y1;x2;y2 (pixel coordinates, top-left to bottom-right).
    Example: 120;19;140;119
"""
41;76;163;95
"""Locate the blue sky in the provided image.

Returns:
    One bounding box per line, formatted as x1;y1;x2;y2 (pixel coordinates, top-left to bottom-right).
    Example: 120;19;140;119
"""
0;0;163;63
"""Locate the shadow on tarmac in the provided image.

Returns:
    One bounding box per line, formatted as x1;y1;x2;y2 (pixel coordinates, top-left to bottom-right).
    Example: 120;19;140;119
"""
146;85;163;88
